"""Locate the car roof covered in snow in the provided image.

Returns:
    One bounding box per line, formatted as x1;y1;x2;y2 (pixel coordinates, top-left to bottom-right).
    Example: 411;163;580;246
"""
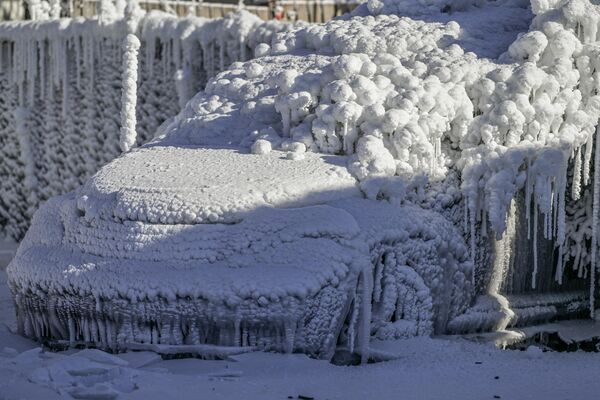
77;146;361;225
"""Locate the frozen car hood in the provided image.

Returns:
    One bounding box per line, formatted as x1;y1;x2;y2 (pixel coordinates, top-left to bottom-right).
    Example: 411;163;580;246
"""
76;146;361;225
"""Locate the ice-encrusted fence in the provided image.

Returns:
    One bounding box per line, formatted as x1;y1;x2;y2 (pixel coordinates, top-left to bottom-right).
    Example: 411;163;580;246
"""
0;10;288;240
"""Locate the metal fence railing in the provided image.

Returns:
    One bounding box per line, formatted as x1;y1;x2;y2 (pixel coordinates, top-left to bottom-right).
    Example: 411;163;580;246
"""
73;0;269;20
1;0;26;21
74;0;360;22
1;0;361;23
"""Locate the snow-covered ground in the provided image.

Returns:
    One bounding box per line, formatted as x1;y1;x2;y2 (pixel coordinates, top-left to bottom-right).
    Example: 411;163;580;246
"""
1;267;599;399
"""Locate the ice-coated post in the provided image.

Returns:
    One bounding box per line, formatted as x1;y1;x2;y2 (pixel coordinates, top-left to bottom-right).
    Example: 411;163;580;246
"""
119;34;140;153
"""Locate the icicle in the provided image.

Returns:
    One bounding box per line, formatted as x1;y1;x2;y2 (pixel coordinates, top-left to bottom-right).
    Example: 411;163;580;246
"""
584;133;593;186
163;41;169;80
573;147;582;201
469;196;476;286
283;321;295;353
190;320;200;345
83;318;90;342
173;38;181;71
240;37;246;62
532;199;538;290
219;38;225;72
544;209;552;240
14;107;37;207
552;177;559;239
75;36;81;90
210;42;215;77
233;318;241;347
172;315;183;344
88;36;95;89
281;106;291;137
555;160;567;285
39;41;45;100
98;319;107;346
526;160;532;239
480;209;487;238
160;320;172;344
358;265;372;364
68;315;76;344
347;285;359;353
27;39;37;106
463;196;468;234
590;124;600;318
91;318;99;343
242;327;249;347
373;258;384;302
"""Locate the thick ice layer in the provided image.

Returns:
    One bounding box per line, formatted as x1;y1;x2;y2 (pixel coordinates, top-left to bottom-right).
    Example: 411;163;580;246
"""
8;143;475;357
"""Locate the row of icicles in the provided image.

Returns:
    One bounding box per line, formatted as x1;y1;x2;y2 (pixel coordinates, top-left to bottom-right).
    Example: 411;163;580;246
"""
465;126;600;318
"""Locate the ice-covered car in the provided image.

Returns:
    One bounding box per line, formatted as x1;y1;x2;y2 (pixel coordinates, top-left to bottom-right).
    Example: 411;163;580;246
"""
8;0;600;361
7;144;472;360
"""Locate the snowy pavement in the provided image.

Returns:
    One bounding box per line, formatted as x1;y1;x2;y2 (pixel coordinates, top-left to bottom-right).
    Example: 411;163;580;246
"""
0;270;599;399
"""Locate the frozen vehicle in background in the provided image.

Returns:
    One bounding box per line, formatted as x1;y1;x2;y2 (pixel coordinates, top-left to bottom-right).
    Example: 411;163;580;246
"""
7;0;600;360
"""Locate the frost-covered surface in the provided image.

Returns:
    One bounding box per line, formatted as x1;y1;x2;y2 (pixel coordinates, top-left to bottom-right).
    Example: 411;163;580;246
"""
0;10;289;240
333;199;472;337
9;192;367;359
351;0;534;59
119;34;140;153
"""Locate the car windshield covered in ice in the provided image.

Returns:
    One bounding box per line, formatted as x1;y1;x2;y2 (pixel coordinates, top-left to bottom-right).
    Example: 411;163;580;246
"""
7;0;600;361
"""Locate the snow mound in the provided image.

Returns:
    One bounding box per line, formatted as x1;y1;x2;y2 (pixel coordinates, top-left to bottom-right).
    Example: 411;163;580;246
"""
351;0;534;59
